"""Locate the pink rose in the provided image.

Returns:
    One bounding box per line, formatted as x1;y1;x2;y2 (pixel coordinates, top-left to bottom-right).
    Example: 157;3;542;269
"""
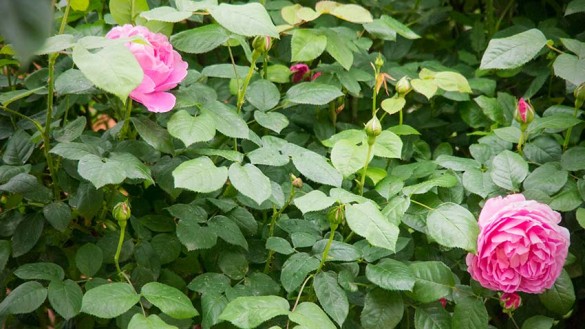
290;63;321;83
500;292;521;313
106;24;188;113
515;98;534;124
466;194;569;293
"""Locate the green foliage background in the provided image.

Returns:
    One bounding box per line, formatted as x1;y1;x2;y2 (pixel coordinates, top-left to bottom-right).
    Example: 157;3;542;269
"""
1;0;585;328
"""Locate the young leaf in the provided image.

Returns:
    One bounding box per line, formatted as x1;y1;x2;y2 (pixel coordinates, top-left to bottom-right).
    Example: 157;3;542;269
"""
331;140;368;177
480;29;547;70
141;282;198;319
291;150;343;187
219;295;290;328
173;157;228;193
208;3;279;38
109;0;149;25
81;283;140;318
294;190;335;214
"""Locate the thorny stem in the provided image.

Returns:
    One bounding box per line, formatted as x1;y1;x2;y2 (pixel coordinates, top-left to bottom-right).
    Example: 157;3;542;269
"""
316;226;337;273
237;51;260;113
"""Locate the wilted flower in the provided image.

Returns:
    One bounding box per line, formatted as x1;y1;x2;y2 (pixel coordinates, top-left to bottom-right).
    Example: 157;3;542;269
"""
290;63;321;83
466;194;569;293
106;24;188;113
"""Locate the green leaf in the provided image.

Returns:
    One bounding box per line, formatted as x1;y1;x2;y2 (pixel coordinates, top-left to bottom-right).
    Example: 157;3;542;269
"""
266;237;295;255
167;110;216;147
408;261;454;303
345;202;399;252
414;305;451;329
131;117;174;154
75;243;103;277
173;157;227;193
435;155;480;171
291;151;342;187
11;213;44;257
53;116;87;143
379;15;420;39
366;259;415;291
289;302;336;329
361;289;404;329
109;0;149;25
48;280;83;320
2;130;34;165
294;190;335;214
219;295;290;328
208;3;278;38
521;316;555;329
128;314;178;329
373;131;403;159
201;292;228;329
291;29;327;62
254;111;289;134
328;4;373;23
72;42;143;103
36;34;75;55
141;282;198;319
203;101;249;139
553;53;585;86
539;270;575;315
187;273;231;295
43;201;72;232
14;262;64;281
381;96;406;115
566;0;585;15
208;215;248;250
81;282;140;319
331;140;368;177
312;240;361;262
313;272;348;327
427;203;478;252
561;146;585;171
452;297;488;329
246;79;280;111
324;30;353;70
463;168;498;198
0;281;47;315
70;0;89;11
78;152;153;189
177;218;218;250
480;29;547;70
229;163;272;205
435;71;472;93
171;24;228;54
0;241;10;272
490;150;529;191
411;79;438;99
523;162;568;195
140;6;192;22
202;64;249;79
529;114;582;132
280;253;320;293
50;142;100;160
286;82;343;105
0;0;52;63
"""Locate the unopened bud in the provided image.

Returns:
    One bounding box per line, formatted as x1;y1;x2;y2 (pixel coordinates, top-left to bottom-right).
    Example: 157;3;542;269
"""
395;77;412;95
574;83;585;108
327;204;345;228
112;201;131;223
292;175;303;189
365;116;382;145
252;36;272;53
514;98;534;124
500;292;521;315
374;54;384;69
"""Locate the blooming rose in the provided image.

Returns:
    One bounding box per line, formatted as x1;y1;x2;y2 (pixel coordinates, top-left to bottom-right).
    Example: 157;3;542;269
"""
106;24;188;113
466;194;569;293
290;63;321;83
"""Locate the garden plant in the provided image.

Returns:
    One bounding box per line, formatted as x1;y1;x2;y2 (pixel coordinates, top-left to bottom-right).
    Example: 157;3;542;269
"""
1;0;585;328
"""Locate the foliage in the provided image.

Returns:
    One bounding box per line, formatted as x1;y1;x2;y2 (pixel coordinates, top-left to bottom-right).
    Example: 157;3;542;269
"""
1;0;585;328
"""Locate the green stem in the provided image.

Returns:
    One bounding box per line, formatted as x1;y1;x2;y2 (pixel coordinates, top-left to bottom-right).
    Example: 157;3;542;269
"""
486;0;495;37
495;0;514;32
358;142;374;196
329;102;337;128
517;128;525;155
45;54;60;198
399;109;404;125
372;88;377;116
114;220;127;277
264;184;296;273
410;199;434;210
562;106;579;150
286;274;314;329
118;99;133;140
237;52;260;113
316;225;336;273
58;1;71;35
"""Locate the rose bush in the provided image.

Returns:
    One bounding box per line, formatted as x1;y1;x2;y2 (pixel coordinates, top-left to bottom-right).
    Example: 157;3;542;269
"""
467;194;570;293
106;24;187;112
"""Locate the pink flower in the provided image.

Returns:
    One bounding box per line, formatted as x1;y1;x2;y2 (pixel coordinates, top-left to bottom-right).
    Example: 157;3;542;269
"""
500;292;521;313
466;194;570;293
106;24;188;113
290;64;321;83
515;98;534;124
438;298;447;308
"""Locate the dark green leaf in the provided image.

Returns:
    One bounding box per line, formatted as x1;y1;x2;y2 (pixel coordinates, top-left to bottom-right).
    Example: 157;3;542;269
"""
48;280;83;320
81;282;140;319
